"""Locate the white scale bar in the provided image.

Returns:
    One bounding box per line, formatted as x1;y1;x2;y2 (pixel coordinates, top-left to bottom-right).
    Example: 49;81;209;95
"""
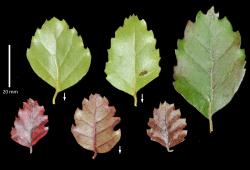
8;45;11;88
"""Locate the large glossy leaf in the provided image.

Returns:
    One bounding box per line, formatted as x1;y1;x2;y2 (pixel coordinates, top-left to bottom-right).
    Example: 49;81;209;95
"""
173;7;246;132
27;17;91;104
105;15;161;106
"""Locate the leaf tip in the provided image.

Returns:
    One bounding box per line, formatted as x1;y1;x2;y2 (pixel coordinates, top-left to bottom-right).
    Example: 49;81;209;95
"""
207;6;219;18
130;14;139;19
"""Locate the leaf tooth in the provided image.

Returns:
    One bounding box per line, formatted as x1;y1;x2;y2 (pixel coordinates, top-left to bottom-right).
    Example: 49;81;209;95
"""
169;130;187;148
96;116;120;134
207;6;219;18
96;129;121;154
169;119;187;133
147;118;155;128
168;109;181;125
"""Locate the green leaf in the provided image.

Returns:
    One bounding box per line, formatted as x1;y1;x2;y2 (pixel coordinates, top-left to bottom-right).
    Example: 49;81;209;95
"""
105;15;161;106
173;7;246;132
27;17;91;104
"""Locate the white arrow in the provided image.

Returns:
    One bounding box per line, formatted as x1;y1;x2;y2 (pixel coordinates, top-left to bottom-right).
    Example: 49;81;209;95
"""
141;93;144;103
63;92;66;101
118;146;121;154
8;45;11;88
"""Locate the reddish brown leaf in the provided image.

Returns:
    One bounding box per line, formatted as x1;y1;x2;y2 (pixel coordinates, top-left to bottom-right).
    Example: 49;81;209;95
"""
147;102;187;152
71;93;121;159
10;98;49;154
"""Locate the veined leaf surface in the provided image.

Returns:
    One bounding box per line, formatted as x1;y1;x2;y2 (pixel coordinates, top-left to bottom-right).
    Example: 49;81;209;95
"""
27;17;91;104
173;7;246;132
105;15;161;106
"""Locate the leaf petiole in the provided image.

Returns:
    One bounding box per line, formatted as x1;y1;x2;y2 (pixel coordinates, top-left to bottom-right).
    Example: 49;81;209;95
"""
166;147;174;152
209;115;213;133
52;90;59;104
133;94;137;107
30;146;33;154
208;102;213;133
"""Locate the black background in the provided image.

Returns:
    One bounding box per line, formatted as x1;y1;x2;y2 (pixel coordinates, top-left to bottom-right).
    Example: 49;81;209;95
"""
1;0;249;166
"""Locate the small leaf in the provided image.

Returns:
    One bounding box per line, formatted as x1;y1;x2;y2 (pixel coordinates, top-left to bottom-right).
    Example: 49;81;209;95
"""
27;17;91;104
105;15;161;106
147;102;187;152
10;98;49;154
173;7;246;132
71;93;121;159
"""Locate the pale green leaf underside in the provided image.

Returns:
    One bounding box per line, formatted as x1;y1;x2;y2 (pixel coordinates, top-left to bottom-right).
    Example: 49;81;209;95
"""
173;7;246;131
27;17;91;104
105;15;161;106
